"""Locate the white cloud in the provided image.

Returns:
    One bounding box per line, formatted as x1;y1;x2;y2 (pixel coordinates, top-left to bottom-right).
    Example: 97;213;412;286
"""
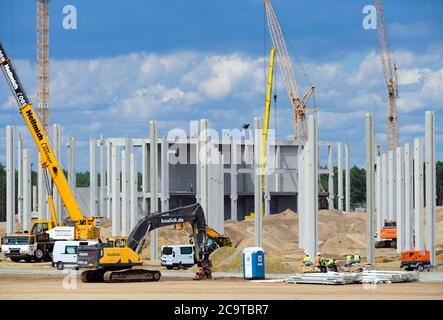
1;47;442;168
400;124;424;134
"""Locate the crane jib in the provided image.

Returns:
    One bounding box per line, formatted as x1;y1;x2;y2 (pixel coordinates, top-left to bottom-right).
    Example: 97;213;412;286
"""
0;47;31;107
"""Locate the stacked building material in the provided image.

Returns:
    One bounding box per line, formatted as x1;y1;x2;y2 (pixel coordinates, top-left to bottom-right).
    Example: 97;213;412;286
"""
287;273;362;285
287;270;419;285
361;270;419;284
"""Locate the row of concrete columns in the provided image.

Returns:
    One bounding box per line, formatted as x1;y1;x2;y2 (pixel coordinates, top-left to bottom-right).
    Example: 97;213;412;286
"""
368;111;437;265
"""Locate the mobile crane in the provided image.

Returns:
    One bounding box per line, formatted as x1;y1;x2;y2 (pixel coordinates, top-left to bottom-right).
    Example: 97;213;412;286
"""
0;42;100;249
78;203;214;283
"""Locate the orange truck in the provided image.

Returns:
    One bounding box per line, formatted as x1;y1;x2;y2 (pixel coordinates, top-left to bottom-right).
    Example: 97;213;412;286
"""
400;250;431;272
375;220;397;248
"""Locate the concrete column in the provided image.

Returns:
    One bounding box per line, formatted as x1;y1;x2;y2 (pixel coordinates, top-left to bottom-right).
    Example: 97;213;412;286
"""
32;186;37;214
195;122;201;205
337;142;343;212
161;137;170;212
121;137;132;236
99;135;106;217
297;147;305;249
37;154;46;220
53;124;62;221
328;144;334;210
375;156;382;241
254;117;263;248
387;150;395;221
381;154;388;226
425;111;436;265
264;172;271;217
230;140;238;220
67;137;76;216
365;113;375;263
22;149;32;232
106;140;112;219
199;119;209;220
414;138;424;250
111;145;121;236
396;146;405;253
17;132;23;224
130;152;138;231
263;135;271;217
150;121;159;261
404;143;414;250
275;145;281;192
345;143;350;212
142;141;148;215
306;115;319;258
90;137;97;217
6;126;15;234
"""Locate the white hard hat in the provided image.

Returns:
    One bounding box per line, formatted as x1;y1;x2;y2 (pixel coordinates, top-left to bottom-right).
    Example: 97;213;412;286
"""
317;252;321;255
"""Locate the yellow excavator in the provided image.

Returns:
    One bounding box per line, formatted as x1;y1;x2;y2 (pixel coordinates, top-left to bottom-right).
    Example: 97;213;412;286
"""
78;203;215;282
0;42;100;259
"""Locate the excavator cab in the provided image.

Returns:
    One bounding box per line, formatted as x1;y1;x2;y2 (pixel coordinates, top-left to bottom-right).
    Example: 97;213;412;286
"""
375;220;397;249
105;237;128;248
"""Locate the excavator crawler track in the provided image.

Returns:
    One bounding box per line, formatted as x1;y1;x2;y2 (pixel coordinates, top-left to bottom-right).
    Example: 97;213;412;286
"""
103;269;161;283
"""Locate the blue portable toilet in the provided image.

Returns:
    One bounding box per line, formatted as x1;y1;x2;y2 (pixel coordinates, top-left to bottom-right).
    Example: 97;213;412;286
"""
242;247;265;280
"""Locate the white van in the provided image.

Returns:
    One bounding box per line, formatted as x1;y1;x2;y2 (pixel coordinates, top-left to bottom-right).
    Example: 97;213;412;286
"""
52;240;98;270
161;245;195;270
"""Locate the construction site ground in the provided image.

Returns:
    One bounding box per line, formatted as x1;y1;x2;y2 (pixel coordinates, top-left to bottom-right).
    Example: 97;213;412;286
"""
1;207;442;299
0;269;441;300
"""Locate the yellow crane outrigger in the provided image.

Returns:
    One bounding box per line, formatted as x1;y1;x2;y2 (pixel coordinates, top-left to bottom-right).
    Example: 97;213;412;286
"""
0;42;99;240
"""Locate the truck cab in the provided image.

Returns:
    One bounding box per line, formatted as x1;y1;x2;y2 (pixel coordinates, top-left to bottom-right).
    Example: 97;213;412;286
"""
1;234;36;262
1;220;56;262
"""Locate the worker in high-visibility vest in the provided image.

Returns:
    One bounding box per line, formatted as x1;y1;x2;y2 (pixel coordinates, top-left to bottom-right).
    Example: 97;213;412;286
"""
303;254;312;266
327;258;337;272
353;253;361;264
345;254;353;266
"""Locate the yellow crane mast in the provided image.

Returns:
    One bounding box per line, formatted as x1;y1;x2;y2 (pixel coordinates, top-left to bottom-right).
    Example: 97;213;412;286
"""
375;0;399;152
261;48;276;190
264;0;316;143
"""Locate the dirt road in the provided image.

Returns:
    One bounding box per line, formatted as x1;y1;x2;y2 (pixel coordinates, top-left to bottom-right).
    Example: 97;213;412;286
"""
0;274;442;300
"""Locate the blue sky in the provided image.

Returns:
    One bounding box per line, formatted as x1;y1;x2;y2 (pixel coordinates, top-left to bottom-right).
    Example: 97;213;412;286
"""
0;0;442;169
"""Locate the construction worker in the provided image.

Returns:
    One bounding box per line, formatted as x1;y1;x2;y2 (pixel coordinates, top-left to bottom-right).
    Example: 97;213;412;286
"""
345;254;353;267
314;252;321;266
319;258;327;273
327;258;337;272
353;253;361;264
303;254;312;266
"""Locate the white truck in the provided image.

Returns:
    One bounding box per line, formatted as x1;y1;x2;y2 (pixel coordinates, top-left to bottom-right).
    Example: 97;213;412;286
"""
1;224;75;262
